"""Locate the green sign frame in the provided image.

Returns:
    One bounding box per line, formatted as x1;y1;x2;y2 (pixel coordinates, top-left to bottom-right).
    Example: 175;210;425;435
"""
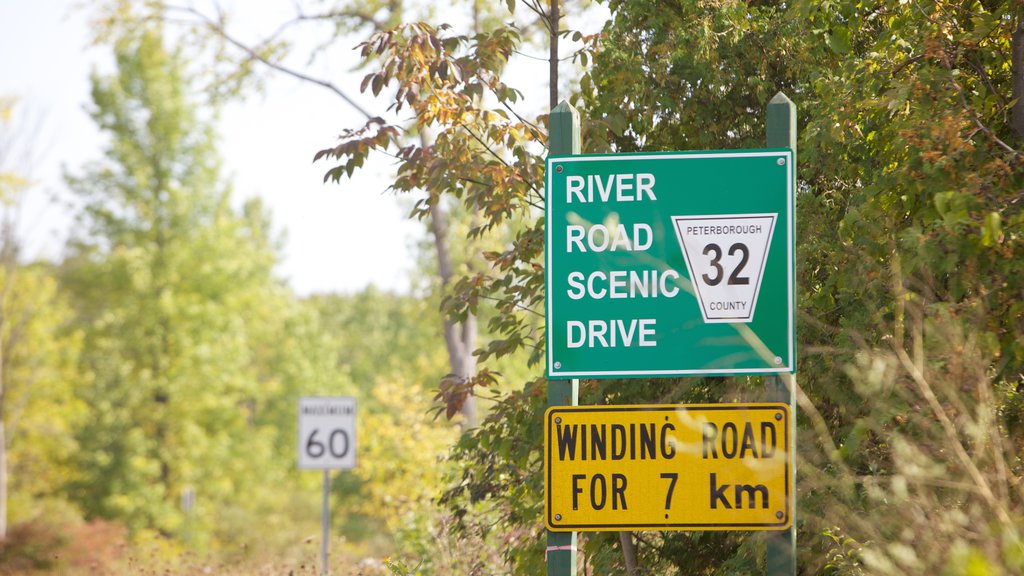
545;150;795;379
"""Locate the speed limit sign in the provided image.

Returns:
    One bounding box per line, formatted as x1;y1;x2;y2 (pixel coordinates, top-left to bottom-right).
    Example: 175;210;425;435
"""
298;396;356;469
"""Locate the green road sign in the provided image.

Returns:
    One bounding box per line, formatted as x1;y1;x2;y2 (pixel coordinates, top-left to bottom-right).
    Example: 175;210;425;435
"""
545;404;792;531
545;150;794;379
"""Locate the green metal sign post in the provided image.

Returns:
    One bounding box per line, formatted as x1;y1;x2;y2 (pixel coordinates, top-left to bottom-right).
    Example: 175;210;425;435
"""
546;100;580;576
765;92;798;576
545;149;794;379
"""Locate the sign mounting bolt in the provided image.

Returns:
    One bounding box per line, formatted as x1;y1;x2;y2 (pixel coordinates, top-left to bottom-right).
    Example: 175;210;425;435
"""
554;514;562;521
556;165;563;173
775;412;783;421
775;511;784;520
774;356;783;365
554;361;562;369
555;417;562;425
777;157;786;165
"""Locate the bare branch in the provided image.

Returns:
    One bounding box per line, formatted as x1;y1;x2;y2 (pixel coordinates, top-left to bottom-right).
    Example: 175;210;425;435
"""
293;8;385;31
520;0;550;26
456;176;543;211
500;100;544;141
457;124;542;198
477;293;543;318
894;346;1013;527
890;54;924;77
163;4;376;120
1012;15;1024;141
953;77;1021;156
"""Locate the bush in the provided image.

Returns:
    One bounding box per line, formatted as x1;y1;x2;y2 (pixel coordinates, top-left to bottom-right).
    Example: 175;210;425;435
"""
801;307;1024;575
0;516;126;575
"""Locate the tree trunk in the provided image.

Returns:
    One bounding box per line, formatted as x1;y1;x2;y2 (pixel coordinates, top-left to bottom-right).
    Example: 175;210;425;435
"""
0;215;15;541
430;200;477;430
549;0;559;110
167;7;483;431
0;419;6;540
0;304;6;542
1012;14;1024;141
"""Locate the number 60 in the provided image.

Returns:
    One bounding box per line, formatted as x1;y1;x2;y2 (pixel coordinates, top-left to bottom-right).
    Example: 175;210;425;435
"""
305;429;350;459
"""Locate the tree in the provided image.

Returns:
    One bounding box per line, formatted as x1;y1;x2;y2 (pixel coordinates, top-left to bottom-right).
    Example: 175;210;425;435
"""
323;0;1024;572
120;0;596;433
90;0;1024;573
312;10;590;573
580;0;1024;572
140;0;493;429
0;95;26;541
305;288;454;547
0;99;86;542
61;24;305;545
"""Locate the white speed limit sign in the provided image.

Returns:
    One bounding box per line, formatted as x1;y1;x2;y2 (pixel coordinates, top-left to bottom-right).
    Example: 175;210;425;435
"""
298;396;356;469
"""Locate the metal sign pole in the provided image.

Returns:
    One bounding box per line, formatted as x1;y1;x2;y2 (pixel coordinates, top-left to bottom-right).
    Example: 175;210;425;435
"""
298;397;355;576
765;92;797;576
547;100;581;576
321;469;330;576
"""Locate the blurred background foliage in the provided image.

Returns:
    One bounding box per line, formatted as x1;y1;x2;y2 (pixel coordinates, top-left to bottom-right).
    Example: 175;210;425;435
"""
1;0;1023;574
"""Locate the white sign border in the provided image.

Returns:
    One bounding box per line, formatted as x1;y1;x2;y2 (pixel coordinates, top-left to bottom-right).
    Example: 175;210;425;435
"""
298;395;358;470
545;150;795;378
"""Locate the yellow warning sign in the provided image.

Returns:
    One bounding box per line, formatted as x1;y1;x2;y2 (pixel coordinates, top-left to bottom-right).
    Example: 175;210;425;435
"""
545;404;791;531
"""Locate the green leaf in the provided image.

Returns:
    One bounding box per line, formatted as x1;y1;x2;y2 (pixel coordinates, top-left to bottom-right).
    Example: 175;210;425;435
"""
827;27;851;55
981;211;1002;247
967;13;997;42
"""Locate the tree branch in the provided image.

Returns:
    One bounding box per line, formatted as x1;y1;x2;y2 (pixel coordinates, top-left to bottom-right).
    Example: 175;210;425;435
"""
163;4;376;120
894;346;1012;527
1011;14;1024;141
457;125;542;198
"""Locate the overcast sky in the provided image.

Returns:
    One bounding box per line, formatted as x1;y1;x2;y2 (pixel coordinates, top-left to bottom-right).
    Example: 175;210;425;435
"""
1;1;608;296
0;0;419;295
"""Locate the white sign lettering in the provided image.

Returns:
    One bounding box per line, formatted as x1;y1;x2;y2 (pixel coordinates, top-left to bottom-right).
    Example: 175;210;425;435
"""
565;173;657;203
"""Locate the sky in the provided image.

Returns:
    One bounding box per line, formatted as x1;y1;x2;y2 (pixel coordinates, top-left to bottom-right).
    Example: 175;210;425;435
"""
0;0;420;295
0;0;608;296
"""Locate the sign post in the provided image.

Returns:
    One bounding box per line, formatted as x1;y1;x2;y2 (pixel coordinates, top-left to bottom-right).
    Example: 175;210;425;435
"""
299;396;357;576
765;92;798;576
546;100;581;576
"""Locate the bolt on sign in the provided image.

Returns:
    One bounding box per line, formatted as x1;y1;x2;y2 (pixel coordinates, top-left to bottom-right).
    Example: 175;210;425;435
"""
544;404;792;531
545;150;794;378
